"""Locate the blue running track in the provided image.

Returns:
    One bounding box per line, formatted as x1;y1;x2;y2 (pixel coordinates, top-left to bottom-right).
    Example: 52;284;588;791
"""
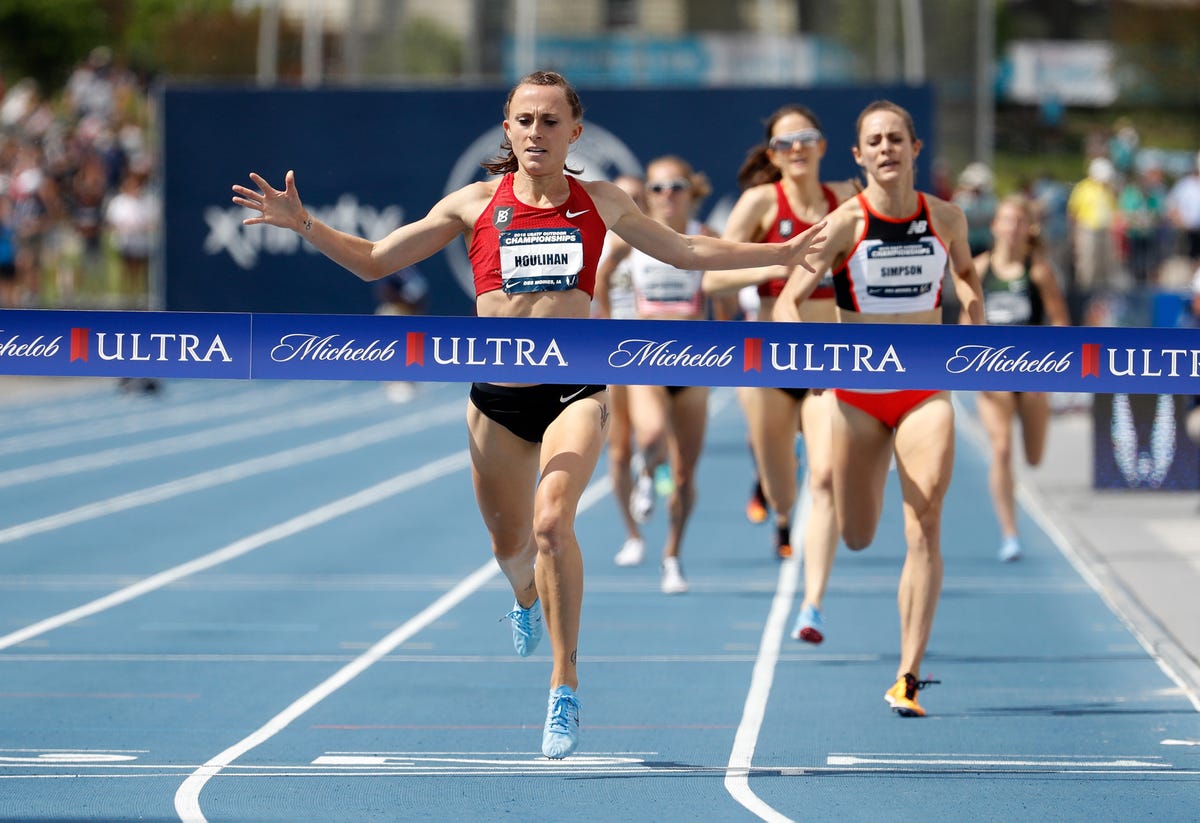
0;379;1196;822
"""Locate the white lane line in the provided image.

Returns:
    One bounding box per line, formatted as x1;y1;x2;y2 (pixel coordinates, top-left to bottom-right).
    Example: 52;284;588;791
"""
826;754;1169;768
0;382;321;456
0;400;463;546
0;652;878;664
0;379;215;430
173;474;613;823
0;450;470;652
953;394;1200;714
723;472;811;823
0;390;400;488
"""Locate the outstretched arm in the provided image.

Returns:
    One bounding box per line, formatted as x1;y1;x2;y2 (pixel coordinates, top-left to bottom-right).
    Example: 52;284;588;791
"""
232;170;472;282
701;187;788;294
772;204;857;322
610;208;825;275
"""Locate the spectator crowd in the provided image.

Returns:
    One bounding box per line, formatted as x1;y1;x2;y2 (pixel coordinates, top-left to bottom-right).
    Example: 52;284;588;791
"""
0;47;158;310
2;51;1198;328
946;118;1200;327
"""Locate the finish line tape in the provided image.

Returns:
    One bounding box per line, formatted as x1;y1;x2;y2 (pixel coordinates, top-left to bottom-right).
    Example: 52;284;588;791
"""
1;309;1197;394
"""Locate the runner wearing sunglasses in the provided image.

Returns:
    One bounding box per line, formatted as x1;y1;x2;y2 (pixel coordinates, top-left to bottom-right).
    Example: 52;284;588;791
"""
596;156;726;595
702;104;859;644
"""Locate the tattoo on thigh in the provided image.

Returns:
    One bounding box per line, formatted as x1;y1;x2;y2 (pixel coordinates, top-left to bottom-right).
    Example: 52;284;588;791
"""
599;401;610;432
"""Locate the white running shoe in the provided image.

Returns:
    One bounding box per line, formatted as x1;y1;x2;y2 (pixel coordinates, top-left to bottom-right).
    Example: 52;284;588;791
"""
660;556;689;594
614;536;645;567
630;471;655;524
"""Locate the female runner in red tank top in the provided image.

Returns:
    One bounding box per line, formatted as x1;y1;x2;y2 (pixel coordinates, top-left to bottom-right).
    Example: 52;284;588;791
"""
233;71;827;759
776;100;984;719
701;105;858;645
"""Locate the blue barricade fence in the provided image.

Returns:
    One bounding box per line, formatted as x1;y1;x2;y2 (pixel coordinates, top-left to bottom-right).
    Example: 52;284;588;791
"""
1;309;1198;394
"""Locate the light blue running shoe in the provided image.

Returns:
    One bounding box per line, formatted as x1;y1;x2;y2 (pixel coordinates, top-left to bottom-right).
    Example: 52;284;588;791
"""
790;603;824;644
505;599;542;657
998;536;1023;562
542;685;581;759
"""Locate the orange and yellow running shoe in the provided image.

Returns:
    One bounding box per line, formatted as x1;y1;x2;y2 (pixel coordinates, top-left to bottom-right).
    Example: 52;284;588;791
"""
774;524;793;559
745;481;768;524
883;673;940;717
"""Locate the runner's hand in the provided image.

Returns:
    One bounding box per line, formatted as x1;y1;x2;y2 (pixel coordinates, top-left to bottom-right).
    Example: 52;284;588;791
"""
232;170;310;234
784;221;827;272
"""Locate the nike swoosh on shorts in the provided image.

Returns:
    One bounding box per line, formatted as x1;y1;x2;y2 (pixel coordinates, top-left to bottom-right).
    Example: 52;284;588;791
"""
559;387;588;403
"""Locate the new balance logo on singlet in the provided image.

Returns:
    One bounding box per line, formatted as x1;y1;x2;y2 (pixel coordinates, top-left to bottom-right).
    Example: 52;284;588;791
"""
906;220;928;235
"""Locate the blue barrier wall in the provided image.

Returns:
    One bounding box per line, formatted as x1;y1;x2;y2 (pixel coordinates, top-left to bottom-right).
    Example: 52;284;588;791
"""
162;84;934;316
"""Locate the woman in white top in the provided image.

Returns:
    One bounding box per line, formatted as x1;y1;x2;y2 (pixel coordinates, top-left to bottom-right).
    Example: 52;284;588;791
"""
596;155;715;594
593;173;648;574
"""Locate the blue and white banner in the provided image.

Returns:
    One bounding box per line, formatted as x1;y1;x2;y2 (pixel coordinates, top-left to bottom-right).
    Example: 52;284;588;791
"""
0;310;249;380
2;309;1199;394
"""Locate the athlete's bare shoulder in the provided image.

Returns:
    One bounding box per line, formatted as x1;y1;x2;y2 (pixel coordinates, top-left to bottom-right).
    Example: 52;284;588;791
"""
438;178;502;227
825;178;863;203
740;182;780;213
578;178;640;228
720;183;778;242
924;192;968;236
827;191;865;227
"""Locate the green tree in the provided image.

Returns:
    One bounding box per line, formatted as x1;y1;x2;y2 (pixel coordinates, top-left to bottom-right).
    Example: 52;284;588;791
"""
0;0;108;89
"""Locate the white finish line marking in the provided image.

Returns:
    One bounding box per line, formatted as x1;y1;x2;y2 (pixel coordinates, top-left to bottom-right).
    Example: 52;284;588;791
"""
312;753;649;770
722;463;810;823
826;753;1171;770
173;474;615;823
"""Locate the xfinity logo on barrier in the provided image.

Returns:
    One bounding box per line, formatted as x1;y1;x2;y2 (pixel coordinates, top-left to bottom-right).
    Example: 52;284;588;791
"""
1081;343;1200;378
609;339;735;369
271;334;398;363
946;345;1072;375
207;195;404;269
0;332;63;359
401;336;567;368
742;339;904;373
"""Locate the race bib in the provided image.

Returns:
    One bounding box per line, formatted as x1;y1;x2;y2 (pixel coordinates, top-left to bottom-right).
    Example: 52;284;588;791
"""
499;228;584;294
637;264;703;304
863;240;937;299
985;289;1034;325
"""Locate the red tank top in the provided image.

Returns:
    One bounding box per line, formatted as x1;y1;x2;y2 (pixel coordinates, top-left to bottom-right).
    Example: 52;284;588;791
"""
469;174;607;298
758;182;840;299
